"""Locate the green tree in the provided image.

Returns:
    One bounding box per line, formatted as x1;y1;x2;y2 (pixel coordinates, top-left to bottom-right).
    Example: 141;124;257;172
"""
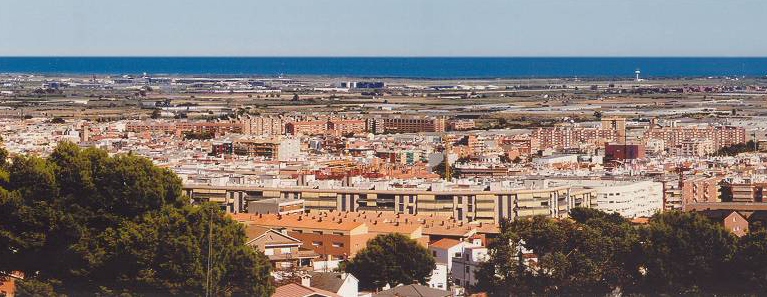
474;220;528;296
732;229;767;293
477;210;641;296
345;233;435;291
150;109;162;119
638;211;738;294
0;142;273;296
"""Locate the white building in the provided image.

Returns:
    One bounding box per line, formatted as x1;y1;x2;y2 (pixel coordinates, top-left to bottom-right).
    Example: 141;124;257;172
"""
533;154;578;166
451;246;489;291
428;238;482;291
547;179;663;218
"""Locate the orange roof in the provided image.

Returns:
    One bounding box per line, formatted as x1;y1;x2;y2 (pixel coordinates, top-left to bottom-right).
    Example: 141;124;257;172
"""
429;238;462;250
273;283;341;297
368;223;421;235
247;214;365;232
630;217;650;224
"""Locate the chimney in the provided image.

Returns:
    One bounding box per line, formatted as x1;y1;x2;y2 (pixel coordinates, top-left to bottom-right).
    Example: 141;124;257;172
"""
301;275;311;287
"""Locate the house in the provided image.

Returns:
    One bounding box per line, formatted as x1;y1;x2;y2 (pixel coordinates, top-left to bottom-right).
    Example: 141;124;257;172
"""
245;225;320;269
373;284;451;297
305;272;359;297
451;246;489;289
427;238;481;290
272;283;341;297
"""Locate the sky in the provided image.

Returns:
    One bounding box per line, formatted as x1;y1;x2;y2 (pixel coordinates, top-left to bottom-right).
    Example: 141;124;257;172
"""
1;0;766;57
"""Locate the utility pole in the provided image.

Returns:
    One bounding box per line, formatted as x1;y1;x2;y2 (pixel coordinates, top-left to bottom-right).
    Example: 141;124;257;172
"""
206;207;213;297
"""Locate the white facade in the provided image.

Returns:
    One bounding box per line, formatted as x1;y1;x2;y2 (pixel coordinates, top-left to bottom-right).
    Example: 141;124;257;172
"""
428;240;481;291
548;179;663;218
593;180;663;218
336;273;359;297
277;138;300;161
427;263;449;290
533;154;578;165
451;246;489;289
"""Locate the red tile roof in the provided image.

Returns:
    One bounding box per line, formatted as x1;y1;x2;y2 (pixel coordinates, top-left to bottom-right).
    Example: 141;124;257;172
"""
272;283;341;297
429;238;461;250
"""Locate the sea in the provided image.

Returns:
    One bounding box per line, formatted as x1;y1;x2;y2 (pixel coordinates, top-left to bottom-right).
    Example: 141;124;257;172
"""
0;57;766;79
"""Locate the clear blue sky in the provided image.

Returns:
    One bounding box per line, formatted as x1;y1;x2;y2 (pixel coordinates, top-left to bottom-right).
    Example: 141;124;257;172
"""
1;0;765;56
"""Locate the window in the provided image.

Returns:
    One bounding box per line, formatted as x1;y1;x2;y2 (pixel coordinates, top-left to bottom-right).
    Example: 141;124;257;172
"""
332;242;344;248
281;248;291;254
312;241;322;246
454;279;462;286
333;232;344;236
432;251;437;257
293;229;303;233
264;249;274;256
313;231;323;235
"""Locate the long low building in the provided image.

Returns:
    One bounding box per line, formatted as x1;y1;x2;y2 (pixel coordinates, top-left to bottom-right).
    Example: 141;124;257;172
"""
183;184;595;223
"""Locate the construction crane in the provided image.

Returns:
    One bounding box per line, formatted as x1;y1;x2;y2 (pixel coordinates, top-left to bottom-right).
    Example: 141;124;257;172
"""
442;134;452;182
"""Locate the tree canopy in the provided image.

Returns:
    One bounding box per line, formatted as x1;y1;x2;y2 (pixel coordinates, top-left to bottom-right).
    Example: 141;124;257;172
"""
344;233;435;291
476;208;760;296
0;142;273;296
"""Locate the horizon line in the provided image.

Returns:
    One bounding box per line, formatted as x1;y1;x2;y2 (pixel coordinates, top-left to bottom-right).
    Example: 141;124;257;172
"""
2;55;767;59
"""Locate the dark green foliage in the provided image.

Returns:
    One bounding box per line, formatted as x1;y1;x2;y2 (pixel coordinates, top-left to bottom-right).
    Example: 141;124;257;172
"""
640;211;737;294
345;233;436;291
714;140;756;156
150;109;162;119
477;213;639;296
733;229;767;292
0;142;273;296
476;208;756;296
183;131;215;140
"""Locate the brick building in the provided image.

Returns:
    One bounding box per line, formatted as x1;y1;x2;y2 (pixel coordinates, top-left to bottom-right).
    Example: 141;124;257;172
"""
287;121;329;136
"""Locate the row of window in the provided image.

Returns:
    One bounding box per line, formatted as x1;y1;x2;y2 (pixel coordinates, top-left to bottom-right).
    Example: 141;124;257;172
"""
312;241;344;248
292;229;344;236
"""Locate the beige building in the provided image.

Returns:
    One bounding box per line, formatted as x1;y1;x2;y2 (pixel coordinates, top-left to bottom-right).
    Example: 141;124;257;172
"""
184;184;595;223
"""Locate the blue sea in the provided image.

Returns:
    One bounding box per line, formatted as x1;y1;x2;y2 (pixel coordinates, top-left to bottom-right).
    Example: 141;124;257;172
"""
0;57;766;78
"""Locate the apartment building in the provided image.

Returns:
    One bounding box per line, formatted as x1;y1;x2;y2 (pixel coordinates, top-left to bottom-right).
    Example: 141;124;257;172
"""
239;213;425;261
125;121;242;135
644;125;746;150
247;198;305;215
239;115;286;136
383;117;446;133
449;119;476;131
548;179;663;218
532;127;620;150
183;185;596;223
720;180;767;203
233;137;300;161
671;140;716;157
328;119;366;135
681;176;721;205
287;121;329;136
